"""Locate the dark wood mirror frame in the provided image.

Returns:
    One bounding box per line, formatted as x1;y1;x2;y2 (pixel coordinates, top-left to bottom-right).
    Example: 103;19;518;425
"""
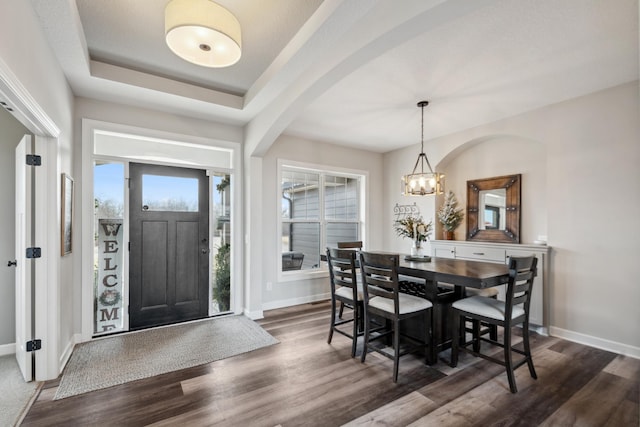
466;174;521;243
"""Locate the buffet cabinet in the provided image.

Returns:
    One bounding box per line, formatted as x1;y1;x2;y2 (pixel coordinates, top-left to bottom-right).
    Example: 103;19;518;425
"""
430;240;550;334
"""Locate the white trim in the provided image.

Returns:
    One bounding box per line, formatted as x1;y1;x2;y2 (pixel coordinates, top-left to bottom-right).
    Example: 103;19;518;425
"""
243;309;264;320
262;292;331;312
58;333;80;374
0;343;16;356
0;57;60;137
550;326;640;359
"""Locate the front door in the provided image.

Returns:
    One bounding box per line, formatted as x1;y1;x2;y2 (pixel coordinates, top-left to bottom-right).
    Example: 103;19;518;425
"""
129;163;210;330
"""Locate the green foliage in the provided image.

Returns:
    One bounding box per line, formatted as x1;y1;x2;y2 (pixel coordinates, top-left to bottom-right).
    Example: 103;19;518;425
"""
213;243;231;311
393;215;433;242
438;191;464;232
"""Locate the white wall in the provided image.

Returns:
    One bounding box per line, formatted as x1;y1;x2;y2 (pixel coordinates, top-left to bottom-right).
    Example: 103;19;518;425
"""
0;108;31;346
0;0;75;377
384;81;640;354
260;134;384;310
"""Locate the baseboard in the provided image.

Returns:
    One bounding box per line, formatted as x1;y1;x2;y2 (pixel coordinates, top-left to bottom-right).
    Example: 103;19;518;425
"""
58;334;80;373
549;326;640;359
0;343;15;356
244;309;264;320
262;292;331;312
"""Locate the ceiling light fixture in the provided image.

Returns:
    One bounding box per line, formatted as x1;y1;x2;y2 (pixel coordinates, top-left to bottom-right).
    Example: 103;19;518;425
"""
165;0;241;68
402;101;444;196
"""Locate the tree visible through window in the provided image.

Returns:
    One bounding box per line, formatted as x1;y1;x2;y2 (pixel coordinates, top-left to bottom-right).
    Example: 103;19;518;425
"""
281;166;362;272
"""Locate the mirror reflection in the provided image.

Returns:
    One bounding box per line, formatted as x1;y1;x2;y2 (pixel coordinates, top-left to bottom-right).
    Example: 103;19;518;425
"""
479;188;506;230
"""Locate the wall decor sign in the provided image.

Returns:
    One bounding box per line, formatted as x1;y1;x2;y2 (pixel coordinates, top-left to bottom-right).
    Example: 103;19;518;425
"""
61;173;74;255
95;218;125;334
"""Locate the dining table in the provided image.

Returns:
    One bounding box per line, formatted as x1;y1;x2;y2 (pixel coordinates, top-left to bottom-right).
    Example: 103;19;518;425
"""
396;256;510;360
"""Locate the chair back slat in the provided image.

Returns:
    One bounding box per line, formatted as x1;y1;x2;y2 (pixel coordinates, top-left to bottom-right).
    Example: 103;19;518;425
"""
504;256;538;321
338;241;363;249
359;251;401;315
326;248;359;301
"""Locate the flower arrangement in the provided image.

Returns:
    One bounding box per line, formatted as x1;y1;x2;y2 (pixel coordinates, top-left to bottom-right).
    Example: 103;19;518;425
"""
438;191;464;232
393;215;433;246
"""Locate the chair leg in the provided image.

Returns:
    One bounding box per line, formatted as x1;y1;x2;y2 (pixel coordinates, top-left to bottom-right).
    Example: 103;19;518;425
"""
472;319;481;353
360;311;370;363
392;319;400;383
489;324;498;341
522;320;537;379
450;310;460;367
350;304;358;358
425;309;434;365
504;326;517;393
338;302;345;319
327;298;336;344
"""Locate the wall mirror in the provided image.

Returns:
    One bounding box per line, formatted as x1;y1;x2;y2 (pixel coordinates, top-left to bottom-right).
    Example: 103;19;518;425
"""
466;174;521;243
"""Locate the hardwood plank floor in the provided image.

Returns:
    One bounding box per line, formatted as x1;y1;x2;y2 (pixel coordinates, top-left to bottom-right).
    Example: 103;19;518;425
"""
21;301;639;426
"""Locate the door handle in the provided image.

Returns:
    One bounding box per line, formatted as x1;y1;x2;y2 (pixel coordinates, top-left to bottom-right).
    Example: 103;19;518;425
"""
7;260;17;267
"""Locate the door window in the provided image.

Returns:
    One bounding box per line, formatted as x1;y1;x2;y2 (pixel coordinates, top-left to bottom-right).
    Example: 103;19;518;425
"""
142;174;199;212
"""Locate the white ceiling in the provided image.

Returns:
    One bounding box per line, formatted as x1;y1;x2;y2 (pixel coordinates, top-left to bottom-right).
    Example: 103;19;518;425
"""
30;0;639;153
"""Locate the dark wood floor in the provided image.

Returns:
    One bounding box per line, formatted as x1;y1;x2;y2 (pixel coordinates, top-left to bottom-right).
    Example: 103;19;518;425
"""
22;301;639;426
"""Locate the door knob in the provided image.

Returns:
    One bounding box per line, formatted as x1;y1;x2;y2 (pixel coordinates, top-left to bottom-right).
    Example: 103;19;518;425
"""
7;260;17;267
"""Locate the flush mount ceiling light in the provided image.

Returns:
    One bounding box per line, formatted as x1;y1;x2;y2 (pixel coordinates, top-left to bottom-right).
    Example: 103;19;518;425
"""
165;0;241;68
402;101;445;196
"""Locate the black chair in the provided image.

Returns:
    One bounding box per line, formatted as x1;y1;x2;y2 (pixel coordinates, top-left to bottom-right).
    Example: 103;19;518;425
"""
326;247;363;357
450;255;538;393
337;241;363;250
336;241;363;319
359;251;433;382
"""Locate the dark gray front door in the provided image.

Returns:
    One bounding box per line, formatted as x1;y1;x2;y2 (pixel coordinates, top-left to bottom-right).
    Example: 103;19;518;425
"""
129;163;209;330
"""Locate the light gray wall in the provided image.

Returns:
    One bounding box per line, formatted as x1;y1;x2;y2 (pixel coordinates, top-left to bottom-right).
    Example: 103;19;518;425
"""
261;134;384;308
383;81;640;353
436;136;547;242
1;0;75;376
0;108;31;345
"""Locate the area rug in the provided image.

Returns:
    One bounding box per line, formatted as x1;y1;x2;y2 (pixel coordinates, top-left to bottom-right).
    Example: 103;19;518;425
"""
0;355;40;426
55;315;278;400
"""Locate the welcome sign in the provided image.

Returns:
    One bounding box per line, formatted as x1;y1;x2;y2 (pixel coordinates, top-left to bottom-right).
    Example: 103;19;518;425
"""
95;219;124;334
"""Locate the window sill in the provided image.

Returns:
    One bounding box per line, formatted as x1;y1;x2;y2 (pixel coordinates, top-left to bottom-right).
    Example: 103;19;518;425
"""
279;268;328;283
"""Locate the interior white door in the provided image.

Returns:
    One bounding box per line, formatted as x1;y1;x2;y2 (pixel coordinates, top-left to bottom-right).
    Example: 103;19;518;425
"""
15;135;33;382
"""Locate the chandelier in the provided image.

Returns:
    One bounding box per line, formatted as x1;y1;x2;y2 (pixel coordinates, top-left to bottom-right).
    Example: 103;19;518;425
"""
402;101;444;196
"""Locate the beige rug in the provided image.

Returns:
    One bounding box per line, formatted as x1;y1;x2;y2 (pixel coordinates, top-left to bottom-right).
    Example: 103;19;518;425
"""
55;315;278;400
0;355;39;426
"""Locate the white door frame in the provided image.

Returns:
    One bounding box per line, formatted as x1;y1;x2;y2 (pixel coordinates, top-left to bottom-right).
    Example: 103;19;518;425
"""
1;58;61;381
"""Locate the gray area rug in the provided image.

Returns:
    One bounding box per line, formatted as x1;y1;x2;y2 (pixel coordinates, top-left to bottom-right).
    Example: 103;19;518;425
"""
55;315;278;400
0;355;39;426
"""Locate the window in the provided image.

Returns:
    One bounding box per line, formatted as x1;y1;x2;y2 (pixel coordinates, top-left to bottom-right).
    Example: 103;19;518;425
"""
281;165;363;272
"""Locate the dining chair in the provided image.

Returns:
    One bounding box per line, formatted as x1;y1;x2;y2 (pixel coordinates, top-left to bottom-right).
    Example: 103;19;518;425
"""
337;241;363;249
326;247;364;357
336;241;363;319
450;255;538;393
359;251;433;382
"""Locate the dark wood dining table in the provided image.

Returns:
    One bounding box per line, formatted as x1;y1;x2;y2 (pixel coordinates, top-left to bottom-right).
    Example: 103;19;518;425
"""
396;256;510;359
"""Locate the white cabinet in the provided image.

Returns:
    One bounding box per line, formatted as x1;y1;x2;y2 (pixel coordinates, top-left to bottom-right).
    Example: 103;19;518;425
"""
430;240;550;334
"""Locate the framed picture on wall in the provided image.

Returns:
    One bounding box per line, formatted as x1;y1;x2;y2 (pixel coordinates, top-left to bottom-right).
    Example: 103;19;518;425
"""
61;173;74;256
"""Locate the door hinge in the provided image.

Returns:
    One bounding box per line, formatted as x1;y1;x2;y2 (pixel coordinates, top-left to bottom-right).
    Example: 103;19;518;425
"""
26;247;42;258
26;154;42;166
26;339;42;352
